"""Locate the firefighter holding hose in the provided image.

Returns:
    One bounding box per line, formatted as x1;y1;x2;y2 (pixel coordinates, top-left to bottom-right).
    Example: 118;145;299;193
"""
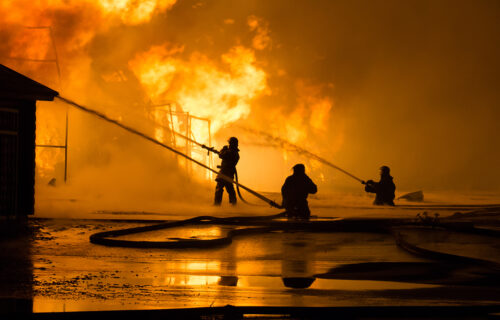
213;137;240;206
363;165;396;206
281;164;317;220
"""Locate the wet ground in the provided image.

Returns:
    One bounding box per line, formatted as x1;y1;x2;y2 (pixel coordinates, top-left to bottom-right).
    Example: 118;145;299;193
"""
1;201;500;315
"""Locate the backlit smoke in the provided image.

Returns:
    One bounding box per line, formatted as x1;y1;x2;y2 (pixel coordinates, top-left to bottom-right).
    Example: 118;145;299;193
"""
236;126;363;183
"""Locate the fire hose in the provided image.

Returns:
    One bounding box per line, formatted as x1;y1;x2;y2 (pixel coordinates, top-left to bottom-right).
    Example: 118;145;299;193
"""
89;208;500;272
235;169;261;206
56;95;369;207
56;96;500;273
89;216;396;249
237;126;366;184
138;120;266;206
56;96;282;209
59;94;270;206
59;94;367;202
199;145;265;206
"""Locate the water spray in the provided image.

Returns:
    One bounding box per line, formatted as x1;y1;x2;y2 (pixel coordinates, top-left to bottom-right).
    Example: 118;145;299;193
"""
55;96;282;209
237;126;366;184
89;103;264;206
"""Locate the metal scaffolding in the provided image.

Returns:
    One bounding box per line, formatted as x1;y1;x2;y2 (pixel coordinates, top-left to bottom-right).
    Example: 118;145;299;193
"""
3;25;69;183
150;102;213;180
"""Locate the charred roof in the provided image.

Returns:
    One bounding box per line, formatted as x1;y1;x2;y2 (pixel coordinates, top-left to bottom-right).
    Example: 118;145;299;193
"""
0;64;58;101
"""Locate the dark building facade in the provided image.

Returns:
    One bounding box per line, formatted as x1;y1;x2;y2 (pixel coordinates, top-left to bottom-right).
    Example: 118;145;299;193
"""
0;64;58;217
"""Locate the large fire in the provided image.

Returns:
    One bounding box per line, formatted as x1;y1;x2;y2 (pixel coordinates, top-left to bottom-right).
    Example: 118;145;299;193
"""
0;0;340;189
99;0;177;24
1;0;176;26
129;43;268;142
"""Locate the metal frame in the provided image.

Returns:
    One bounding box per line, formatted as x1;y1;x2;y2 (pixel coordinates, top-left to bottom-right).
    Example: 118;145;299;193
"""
35;112;68;182
150;103;213;180
4;26;61;83
4;25;69;183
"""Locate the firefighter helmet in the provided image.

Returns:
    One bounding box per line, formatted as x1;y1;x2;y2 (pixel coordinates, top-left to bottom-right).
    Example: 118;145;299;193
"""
228;137;238;146
380;165;390;175
292;163;305;174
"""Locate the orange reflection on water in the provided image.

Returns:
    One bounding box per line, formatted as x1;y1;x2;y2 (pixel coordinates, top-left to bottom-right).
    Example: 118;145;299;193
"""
162;260;222;276
184;261;221;272
186;226;223;239
170;275;220;286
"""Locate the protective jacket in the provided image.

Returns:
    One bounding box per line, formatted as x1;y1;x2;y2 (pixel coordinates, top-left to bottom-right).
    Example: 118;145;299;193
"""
216;145;239;181
281;172;317;219
365;174;396;205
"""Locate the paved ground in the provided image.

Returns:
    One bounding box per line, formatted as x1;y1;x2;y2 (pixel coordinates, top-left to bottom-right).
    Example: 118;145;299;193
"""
1;201;499;313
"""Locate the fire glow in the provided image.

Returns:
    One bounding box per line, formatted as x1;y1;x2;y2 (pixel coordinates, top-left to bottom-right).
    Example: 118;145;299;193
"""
129;43;269;142
1;0;340;193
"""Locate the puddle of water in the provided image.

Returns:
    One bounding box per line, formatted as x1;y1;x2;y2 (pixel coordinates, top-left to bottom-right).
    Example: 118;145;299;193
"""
33;298;167;312
237;276;438;291
20;219;500;313
32;276;439;313
310;279;438;290
398;228;500;263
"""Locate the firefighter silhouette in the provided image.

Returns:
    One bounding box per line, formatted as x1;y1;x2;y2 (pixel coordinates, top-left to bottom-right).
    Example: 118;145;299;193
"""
214;137;240;205
364;165;396;205
281;164;317;219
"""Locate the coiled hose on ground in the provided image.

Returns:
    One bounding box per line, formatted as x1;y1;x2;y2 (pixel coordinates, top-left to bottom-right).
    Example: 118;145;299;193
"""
89;211;500;273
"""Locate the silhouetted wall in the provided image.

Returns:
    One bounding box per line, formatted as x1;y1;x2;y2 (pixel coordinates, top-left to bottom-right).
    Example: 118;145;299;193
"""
0;64;57;218
0;100;36;216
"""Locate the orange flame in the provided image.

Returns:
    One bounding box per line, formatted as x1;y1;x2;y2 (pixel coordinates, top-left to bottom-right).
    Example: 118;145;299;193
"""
99;0;177;25
1;0;178;180
1;0;176;26
2;0;341;187
129;43;269;141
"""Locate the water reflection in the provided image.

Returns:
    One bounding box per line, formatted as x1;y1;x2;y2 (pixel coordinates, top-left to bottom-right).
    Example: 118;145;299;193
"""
281;232;316;289
218;275;238;286
28;219;492;312
162;260;221;286
185;261;220;272
0;221;34;313
218;240;239;290
170;275;220;286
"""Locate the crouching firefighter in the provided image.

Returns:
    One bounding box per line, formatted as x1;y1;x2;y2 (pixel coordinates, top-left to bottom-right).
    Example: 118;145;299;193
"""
212;137;240;206
363;165;396;206
281;164;317;220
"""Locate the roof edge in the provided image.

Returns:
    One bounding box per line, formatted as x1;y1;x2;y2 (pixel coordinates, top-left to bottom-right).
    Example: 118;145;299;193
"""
0;64;59;101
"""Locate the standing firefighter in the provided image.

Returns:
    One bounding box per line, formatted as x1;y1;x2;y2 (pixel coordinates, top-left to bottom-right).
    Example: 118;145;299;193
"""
214;137;240;206
364;165;396;206
281;164;317;220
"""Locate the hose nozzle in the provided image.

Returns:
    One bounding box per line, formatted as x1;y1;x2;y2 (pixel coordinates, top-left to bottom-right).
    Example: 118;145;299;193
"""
201;144;219;155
